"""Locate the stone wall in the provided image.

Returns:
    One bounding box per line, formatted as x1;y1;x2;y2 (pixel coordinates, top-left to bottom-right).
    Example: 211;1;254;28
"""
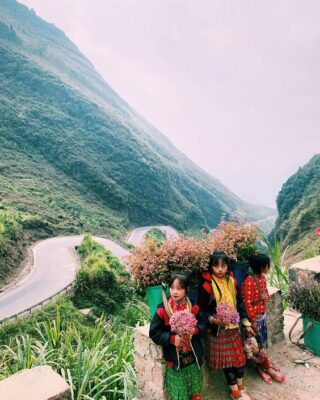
289;255;320;284
267;286;285;345
134;324;166;400
0;365;71;400
134;286;283;400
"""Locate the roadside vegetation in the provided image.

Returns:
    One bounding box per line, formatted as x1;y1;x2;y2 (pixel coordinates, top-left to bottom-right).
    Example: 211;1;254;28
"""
143;228;166;247
0;206;49;285
0;235;149;400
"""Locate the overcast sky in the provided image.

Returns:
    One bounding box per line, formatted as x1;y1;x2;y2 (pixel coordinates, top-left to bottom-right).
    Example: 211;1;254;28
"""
19;0;320;208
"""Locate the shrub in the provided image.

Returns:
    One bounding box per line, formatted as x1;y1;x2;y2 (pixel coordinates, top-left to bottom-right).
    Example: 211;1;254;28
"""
126;219;258;288
144;228;166;247
210;218;257;262
288;278;320;322
73;235;136;315
126;235;214;288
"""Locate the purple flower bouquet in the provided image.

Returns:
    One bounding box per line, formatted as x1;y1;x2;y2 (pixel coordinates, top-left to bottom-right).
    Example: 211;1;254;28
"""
169;310;197;336
215;301;240;325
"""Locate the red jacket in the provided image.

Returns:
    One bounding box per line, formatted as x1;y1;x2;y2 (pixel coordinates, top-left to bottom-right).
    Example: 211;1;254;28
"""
241;275;270;321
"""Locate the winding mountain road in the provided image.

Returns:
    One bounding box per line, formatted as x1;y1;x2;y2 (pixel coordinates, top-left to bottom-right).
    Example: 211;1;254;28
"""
0;227;178;321
127;225;179;246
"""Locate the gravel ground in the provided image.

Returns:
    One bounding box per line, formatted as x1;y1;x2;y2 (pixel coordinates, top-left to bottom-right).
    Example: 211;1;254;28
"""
203;310;320;400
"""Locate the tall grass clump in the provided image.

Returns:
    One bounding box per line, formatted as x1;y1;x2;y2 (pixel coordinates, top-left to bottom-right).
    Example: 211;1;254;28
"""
0;302;140;399
259;231;289;307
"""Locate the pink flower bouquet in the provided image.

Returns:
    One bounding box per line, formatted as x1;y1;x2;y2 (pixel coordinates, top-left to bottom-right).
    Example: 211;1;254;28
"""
215;302;240;325
169;310;197;336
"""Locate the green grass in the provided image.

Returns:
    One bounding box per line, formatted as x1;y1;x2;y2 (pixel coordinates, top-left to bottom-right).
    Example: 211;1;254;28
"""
0;298;143;399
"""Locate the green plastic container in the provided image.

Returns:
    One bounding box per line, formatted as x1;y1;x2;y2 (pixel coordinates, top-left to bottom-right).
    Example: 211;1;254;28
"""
146;285;169;318
303;316;320;355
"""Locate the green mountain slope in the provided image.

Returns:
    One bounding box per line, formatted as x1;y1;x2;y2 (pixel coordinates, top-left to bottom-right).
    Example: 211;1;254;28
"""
0;0;275;280
274;154;320;262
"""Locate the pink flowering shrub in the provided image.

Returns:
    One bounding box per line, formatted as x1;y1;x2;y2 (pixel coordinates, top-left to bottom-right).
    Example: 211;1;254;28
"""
210;218;257;261
169;310;197;336
316;227;320;237
215;301;240;325
126;235;214;288
126;219;258;288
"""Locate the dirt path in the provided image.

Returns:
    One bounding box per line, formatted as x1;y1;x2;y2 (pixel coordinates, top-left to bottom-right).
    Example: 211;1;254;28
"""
203;310;320;400
203;342;320;400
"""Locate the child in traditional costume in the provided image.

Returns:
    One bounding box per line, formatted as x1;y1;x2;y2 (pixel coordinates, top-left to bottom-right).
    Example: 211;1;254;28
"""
198;251;254;400
149;272;206;400
241;253;287;384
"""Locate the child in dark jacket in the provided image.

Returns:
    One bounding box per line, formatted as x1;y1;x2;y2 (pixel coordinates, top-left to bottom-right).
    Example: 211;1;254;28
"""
149;272;207;400
198;251;254;400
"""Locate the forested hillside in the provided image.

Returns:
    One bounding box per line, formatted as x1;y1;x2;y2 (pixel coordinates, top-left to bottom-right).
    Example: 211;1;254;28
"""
274;154;320;262
0;0;274;282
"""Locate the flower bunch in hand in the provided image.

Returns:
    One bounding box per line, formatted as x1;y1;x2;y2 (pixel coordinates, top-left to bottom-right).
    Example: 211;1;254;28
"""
169;310;197;336
215;302;240;325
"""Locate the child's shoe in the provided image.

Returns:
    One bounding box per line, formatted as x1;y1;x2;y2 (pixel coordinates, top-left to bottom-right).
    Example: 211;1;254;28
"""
231;389;251;400
230;389;242;400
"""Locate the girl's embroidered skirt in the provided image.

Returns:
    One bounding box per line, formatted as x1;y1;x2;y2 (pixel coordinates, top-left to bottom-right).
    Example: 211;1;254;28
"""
206;328;246;369
165;363;202;400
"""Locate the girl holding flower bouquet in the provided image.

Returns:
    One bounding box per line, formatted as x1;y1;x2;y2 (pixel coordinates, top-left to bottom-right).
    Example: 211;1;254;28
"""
198;251;254;400
149;272;207;400
241;253;287;384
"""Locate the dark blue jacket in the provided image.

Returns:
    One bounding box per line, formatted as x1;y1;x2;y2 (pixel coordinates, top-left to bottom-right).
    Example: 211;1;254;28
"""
149;299;206;370
198;272;249;336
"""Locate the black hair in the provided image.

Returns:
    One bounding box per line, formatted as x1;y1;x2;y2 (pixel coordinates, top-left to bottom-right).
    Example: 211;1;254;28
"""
208;250;231;274
249;253;270;274
168;272;190;292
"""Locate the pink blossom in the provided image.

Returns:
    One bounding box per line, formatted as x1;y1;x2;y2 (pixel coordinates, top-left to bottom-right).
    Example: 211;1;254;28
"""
169;310;197;336
209;217;257;261
316;227;320;237
126;235;214;288
125;218;257;288
216;302;240;325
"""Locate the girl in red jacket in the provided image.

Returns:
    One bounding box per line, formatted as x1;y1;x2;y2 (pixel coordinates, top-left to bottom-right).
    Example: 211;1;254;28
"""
241;253;287;384
198;251;254;400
